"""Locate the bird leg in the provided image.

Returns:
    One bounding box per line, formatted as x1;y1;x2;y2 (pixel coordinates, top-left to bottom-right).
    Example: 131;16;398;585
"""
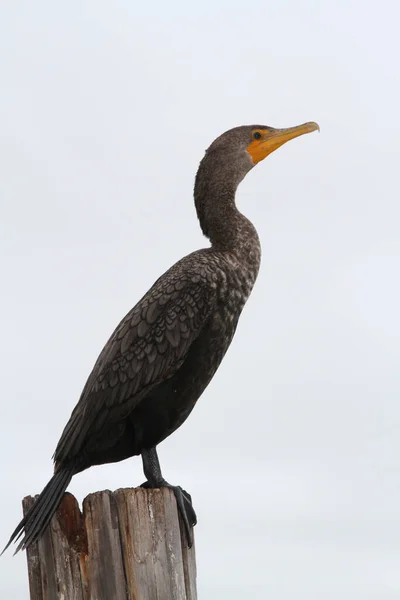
140;447;197;547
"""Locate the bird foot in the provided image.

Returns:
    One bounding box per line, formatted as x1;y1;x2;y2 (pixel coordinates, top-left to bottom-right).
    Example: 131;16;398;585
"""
140;479;197;547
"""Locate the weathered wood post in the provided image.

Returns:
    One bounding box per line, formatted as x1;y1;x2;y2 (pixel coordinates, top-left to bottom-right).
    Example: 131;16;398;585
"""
22;487;197;600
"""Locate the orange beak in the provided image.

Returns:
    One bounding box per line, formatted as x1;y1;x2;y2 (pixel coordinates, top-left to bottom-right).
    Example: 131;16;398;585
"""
247;122;320;165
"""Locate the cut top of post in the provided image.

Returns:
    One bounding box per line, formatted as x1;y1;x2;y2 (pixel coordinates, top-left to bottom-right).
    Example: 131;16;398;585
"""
23;487;197;600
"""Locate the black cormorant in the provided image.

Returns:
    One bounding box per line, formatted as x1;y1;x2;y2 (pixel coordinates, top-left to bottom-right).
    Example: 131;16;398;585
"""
3;121;319;553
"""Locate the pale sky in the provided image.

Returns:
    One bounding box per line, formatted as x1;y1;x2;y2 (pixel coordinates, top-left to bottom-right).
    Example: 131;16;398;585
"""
1;1;400;598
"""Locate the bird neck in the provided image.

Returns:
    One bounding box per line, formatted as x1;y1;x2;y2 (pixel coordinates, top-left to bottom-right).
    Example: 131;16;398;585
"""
194;156;256;253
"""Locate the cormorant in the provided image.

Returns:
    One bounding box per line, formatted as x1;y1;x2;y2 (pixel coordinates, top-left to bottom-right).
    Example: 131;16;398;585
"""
3;121;319;553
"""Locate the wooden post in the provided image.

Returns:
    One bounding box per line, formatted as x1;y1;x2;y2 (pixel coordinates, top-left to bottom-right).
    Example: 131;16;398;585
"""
22;488;197;600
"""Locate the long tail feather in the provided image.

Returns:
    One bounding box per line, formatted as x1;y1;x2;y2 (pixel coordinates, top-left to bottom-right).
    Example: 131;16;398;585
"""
2;467;74;555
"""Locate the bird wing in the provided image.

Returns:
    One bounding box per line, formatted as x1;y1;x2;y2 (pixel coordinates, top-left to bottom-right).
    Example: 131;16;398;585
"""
54;260;216;465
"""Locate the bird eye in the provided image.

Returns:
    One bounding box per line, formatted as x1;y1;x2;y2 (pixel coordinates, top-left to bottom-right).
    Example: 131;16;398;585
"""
253;131;262;140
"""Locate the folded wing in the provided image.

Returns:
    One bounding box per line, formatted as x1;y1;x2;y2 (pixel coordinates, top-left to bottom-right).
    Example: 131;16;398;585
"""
54;263;216;466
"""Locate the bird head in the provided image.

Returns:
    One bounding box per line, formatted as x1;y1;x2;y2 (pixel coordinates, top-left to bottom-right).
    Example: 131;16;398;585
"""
203;121;319;181
195;121;319;242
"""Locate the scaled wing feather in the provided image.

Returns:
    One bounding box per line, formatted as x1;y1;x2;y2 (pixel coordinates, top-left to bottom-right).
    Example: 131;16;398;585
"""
54;267;215;465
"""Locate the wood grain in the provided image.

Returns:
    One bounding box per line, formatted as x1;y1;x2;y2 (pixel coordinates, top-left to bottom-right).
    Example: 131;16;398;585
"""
23;487;197;600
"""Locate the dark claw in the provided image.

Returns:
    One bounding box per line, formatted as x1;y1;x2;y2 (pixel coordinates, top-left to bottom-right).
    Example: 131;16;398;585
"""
140;480;196;547
140;480;152;489
170;485;197;547
180;488;193;505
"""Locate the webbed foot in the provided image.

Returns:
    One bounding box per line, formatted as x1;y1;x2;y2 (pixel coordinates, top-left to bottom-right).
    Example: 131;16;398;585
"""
140;479;197;546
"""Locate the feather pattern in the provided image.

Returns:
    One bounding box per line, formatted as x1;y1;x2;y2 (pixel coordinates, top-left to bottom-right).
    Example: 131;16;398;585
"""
53;251;219;467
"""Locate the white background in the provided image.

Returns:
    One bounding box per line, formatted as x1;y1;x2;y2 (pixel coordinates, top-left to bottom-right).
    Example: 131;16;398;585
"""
1;1;399;598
